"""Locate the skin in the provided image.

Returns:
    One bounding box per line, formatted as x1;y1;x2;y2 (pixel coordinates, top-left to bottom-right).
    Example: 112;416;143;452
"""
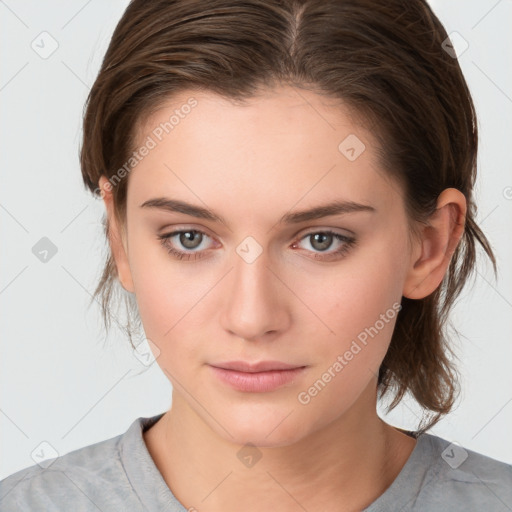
99;85;466;511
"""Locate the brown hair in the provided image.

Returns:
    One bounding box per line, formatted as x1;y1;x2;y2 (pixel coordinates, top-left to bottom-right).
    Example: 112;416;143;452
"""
80;0;497;433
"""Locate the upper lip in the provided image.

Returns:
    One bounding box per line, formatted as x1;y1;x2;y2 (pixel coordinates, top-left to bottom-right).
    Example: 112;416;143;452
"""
210;360;305;373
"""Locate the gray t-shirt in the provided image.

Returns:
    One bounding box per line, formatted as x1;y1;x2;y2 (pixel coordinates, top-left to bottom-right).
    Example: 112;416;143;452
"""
1;412;511;511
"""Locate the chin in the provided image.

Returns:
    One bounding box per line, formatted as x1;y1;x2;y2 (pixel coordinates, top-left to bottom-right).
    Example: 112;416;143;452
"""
211;408;312;449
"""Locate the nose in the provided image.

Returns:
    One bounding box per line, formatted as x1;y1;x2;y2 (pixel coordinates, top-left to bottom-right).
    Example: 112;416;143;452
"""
220;244;291;342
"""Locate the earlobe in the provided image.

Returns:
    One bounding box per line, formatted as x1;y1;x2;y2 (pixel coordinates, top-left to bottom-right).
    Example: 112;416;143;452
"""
402;188;466;300
98;176;135;294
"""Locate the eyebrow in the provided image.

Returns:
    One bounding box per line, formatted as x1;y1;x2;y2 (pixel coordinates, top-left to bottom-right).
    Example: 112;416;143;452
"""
139;197;376;225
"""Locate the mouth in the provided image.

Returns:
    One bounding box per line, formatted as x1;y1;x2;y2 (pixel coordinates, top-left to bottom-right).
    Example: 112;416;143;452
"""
208;360;308;392
210;360;306;372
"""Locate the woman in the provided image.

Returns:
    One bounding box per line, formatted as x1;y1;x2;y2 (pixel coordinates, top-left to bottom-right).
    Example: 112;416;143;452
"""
1;0;511;510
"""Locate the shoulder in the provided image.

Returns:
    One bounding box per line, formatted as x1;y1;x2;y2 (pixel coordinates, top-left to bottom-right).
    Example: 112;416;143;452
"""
0;423;143;511
409;433;512;510
367;432;512;511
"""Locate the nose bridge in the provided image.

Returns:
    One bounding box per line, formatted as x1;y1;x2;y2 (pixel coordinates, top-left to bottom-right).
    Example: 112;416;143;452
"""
220;237;288;340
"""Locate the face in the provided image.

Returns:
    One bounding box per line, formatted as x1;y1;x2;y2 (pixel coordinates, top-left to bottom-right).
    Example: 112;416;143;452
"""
108;86;418;447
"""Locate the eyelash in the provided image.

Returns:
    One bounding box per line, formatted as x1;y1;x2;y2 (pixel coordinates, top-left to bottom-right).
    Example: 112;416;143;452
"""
157;229;357;262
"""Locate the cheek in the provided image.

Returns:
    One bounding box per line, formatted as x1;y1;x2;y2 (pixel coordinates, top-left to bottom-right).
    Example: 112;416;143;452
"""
133;274;206;382
295;234;406;374
293;255;403;422
126;229;200;351
126;227;232;381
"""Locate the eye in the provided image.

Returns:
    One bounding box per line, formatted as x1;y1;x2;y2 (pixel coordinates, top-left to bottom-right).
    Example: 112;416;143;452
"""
157;228;357;262
157;229;214;261
291;230;356;261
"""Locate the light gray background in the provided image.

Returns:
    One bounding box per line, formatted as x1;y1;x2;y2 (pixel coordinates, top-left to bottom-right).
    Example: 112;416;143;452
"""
1;0;511;479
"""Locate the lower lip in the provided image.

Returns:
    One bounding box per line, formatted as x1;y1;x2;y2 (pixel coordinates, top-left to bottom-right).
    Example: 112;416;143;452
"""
209;365;307;392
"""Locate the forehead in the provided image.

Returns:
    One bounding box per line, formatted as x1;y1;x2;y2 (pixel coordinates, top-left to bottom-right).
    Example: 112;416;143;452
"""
128;86;401;218
137;86;370;145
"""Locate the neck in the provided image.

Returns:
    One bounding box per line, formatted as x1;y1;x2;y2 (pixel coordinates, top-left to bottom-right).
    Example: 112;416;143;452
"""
144;383;416;512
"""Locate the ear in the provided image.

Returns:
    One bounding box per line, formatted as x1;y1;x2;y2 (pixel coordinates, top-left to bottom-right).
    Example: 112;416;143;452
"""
403;188;466;300
98;176;135;294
